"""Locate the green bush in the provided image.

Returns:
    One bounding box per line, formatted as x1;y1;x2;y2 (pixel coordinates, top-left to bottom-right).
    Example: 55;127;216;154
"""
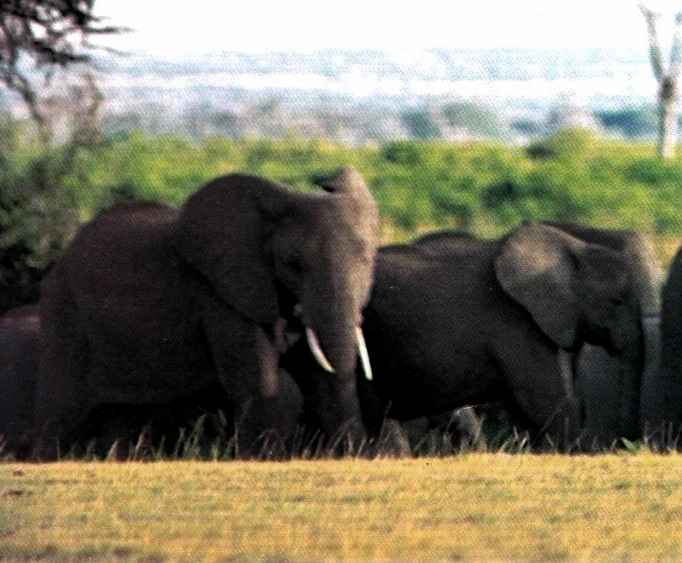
1;122;681;311
527;128;598;161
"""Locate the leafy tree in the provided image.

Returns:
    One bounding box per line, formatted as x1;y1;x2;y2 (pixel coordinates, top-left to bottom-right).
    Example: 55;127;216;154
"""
441;102;505;137
595;107;657;138
526;128;597;161
401;109;441;140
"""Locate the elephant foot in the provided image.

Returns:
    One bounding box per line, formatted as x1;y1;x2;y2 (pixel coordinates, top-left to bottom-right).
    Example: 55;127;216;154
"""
30;436;63;462
317;417;370;458
642;421;682;452
240;429;292;460
370;419;412;458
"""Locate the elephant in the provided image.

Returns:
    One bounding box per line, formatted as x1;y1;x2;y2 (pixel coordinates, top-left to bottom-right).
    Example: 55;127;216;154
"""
32;166;379;458
651;244;682;443
541;223;662;448
0;304;39;455
347;222;641;449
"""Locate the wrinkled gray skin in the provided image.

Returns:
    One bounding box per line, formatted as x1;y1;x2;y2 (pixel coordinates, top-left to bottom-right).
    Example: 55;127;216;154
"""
651;245;682;443
354;223;640;450
33;167;379;458
0;305;39;454
542;223;662;447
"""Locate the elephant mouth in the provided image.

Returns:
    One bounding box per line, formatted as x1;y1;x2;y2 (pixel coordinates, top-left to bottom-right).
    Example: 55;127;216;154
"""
294;304;373;380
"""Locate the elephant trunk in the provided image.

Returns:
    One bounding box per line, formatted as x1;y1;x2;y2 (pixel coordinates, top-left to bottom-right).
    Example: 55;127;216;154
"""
302;293;369;445
607;295;645;442
639;315;664;437
616;327;644;441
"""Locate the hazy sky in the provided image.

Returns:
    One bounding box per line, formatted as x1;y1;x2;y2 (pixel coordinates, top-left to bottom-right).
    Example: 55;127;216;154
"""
96;1;682;54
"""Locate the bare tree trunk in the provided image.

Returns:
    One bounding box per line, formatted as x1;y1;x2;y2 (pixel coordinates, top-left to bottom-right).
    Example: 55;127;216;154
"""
641;6;682;160
659;78;678;159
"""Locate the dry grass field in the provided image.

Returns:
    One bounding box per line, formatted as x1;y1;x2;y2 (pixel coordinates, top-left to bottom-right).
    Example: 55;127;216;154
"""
2;453;682;561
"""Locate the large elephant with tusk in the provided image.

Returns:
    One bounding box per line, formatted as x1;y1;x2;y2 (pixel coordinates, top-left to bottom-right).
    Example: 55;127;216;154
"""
32;166;379;458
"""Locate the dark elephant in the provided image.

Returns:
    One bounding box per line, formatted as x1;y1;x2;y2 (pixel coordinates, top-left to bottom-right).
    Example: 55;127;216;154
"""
651;244;682;443
0;304;39;455
0;304;303;459
542;223;661;447
33;167;378;458
353;223;640;449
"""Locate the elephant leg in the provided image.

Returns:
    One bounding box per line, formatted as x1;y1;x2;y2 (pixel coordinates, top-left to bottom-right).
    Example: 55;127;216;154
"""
574;346;620;446
203;305;297;458
33;318;92;459
639;316;668;443
497;340;579;451
33;270;100;460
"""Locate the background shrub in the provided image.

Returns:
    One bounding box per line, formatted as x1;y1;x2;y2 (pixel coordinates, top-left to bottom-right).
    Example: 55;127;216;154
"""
0;118;680;312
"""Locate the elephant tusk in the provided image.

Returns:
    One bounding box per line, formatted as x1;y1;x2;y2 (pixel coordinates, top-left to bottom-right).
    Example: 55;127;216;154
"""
306;327;335;374
355;327;373;381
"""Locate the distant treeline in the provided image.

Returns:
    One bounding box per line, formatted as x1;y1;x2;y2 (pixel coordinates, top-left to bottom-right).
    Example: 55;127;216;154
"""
99;102;664;144
0;122;680;311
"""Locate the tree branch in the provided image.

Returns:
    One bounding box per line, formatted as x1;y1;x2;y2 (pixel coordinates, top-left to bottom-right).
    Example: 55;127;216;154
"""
640;4;664;81
0;1;124;140
668;12;682;79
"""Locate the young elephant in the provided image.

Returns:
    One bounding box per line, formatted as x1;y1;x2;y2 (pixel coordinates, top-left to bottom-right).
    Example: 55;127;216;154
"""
354;223;640;449
543;223;661;447
33;167;379;458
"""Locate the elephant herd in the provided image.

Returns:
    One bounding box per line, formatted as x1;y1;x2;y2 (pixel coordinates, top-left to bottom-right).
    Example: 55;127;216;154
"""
1;165;681;459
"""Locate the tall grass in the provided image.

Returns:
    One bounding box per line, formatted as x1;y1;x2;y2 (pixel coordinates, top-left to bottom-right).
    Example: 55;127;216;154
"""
4;410;678;464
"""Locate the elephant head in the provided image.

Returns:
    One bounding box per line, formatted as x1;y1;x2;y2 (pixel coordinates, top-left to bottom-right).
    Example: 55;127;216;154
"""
541;223;662;444
174;166;379;389
494;223;640;357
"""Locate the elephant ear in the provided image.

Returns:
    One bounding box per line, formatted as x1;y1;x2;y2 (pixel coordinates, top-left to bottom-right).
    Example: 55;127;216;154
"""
175;174;289;325
494;223;583;349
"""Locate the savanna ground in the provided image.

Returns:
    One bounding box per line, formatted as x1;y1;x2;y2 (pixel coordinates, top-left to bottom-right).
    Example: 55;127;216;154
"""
2;453;682;562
